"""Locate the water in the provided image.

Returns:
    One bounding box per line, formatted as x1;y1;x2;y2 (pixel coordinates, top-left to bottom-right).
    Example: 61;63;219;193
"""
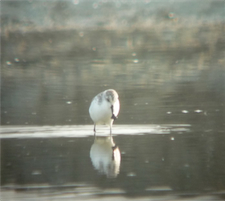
2;31;224;126
1;1;225;200
1;125;225;200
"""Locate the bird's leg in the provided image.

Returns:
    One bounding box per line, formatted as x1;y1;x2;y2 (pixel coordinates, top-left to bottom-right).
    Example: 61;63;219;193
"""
109;122;113;136
110;125;112;136
94;124;96;136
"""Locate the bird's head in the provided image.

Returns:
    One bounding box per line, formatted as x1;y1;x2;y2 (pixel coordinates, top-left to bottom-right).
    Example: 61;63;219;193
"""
105;89;119;104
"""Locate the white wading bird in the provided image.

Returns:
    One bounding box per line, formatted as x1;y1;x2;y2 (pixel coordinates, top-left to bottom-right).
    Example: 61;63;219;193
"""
89;89;120;135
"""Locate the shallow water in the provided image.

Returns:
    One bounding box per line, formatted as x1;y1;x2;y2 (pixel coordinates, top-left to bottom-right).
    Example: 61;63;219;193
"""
1;124;225;200
1;1;225;200
1;37;225;199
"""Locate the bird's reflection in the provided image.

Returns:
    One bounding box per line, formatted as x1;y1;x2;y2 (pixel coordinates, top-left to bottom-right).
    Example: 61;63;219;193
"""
90;135;121;178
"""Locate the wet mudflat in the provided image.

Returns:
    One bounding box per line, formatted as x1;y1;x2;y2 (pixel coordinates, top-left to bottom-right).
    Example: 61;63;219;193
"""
1;0;225;200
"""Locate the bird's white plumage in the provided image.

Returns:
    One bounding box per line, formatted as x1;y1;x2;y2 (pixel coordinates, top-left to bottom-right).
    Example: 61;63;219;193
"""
89;89;120;134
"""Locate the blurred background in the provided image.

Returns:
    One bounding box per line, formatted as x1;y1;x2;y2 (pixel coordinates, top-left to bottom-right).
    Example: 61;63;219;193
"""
1;0;224;126
1;0;225;200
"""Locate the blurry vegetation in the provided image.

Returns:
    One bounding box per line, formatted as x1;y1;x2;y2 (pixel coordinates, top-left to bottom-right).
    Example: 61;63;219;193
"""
1;22;224;66
1;0;224;63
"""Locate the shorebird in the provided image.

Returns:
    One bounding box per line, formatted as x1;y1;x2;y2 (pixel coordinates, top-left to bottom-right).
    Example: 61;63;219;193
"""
89;89;120;135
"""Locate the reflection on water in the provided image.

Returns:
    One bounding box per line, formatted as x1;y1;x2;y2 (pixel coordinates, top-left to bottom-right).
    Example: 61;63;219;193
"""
90;136;121;178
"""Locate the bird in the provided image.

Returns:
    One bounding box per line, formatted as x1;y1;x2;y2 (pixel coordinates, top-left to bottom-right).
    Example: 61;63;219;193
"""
89;89;120;135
